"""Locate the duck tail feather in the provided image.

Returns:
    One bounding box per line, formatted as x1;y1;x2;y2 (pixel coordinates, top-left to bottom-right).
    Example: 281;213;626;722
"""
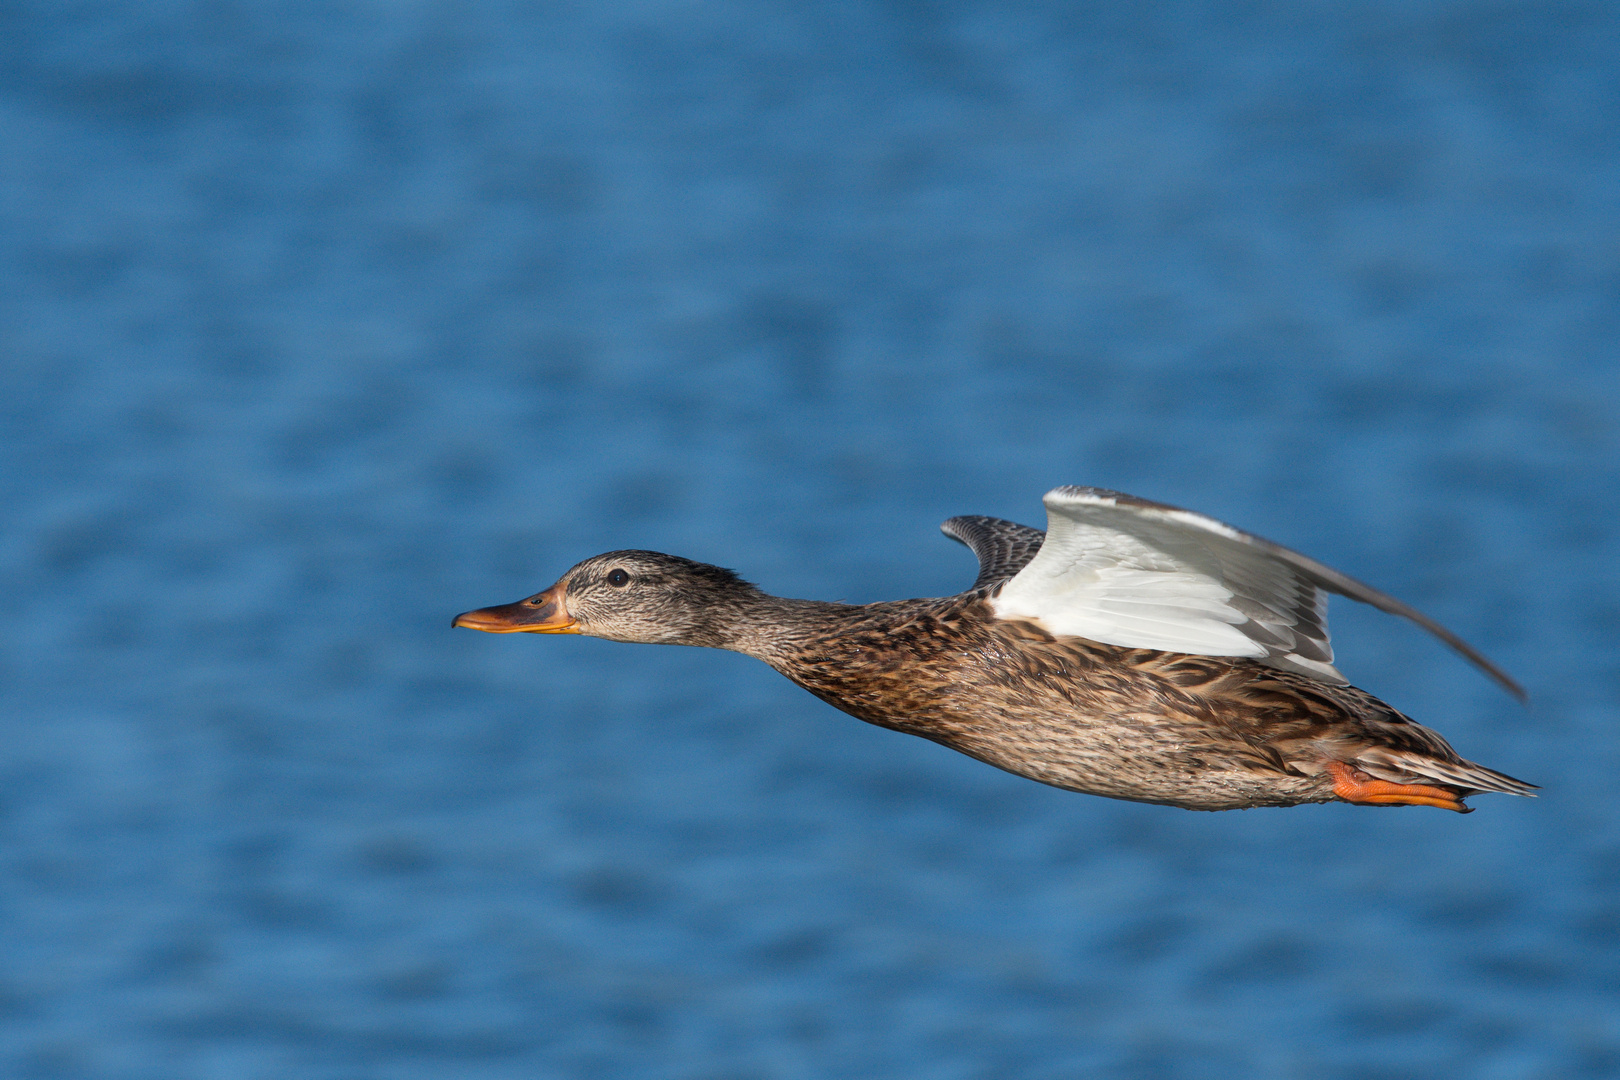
1356;749;1539;798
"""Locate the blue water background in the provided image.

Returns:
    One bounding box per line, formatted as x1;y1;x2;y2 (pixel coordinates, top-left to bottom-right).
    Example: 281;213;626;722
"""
3;2;1618;1077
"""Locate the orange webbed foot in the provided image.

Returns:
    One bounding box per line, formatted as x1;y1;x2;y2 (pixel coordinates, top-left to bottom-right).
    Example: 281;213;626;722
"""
1326;760;1472;813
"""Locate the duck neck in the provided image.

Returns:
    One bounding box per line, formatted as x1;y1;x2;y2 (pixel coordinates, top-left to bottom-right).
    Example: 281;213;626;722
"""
701;592;859;662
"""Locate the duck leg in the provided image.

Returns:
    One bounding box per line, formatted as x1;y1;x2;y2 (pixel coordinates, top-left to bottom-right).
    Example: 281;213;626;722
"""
1325;761;1472;813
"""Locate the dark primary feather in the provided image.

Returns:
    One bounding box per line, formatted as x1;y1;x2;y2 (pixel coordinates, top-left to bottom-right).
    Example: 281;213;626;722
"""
939;515;1046;591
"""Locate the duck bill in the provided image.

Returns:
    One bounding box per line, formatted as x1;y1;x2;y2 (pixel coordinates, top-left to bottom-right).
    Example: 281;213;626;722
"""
452;583;579;634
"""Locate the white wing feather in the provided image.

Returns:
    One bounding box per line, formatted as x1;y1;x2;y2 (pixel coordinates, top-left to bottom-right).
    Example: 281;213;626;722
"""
988;486;1526;699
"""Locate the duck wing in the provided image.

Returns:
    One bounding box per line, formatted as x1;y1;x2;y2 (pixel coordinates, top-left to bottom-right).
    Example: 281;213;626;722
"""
940;515;1047;591
989;486;1525;700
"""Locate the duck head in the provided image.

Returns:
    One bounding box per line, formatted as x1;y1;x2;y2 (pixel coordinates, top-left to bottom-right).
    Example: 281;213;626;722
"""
452;550;766;648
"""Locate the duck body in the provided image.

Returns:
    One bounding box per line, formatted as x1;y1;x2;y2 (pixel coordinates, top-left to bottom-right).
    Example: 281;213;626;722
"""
742;595;1506;811
455;487;1535;813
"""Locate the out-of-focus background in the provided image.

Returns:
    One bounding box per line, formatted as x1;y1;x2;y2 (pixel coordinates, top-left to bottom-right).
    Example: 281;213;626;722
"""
3;2;1617;1077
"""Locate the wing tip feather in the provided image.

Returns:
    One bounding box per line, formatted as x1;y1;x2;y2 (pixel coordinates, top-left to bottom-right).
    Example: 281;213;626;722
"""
1039;485;1529;703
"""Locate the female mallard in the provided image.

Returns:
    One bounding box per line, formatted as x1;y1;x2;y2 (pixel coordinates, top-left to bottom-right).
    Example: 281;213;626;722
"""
454;486;1534;813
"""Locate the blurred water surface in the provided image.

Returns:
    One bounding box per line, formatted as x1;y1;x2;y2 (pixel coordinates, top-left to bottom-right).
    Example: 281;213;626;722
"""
3;1;1618;1077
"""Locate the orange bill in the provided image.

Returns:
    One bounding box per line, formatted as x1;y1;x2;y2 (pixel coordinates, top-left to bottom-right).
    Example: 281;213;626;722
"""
452;583;579;634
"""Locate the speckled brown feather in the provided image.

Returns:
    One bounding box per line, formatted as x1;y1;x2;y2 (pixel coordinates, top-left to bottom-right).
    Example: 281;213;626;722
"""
744;594;1531;810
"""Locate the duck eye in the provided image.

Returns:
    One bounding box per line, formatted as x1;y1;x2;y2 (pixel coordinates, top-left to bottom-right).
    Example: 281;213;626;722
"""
607;569;630;587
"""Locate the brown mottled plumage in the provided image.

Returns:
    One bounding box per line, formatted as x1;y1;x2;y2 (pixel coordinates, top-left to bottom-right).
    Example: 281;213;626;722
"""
454;491;1535;813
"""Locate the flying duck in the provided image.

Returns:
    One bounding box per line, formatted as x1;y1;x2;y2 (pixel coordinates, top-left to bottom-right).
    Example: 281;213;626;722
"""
453;487;1533;812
